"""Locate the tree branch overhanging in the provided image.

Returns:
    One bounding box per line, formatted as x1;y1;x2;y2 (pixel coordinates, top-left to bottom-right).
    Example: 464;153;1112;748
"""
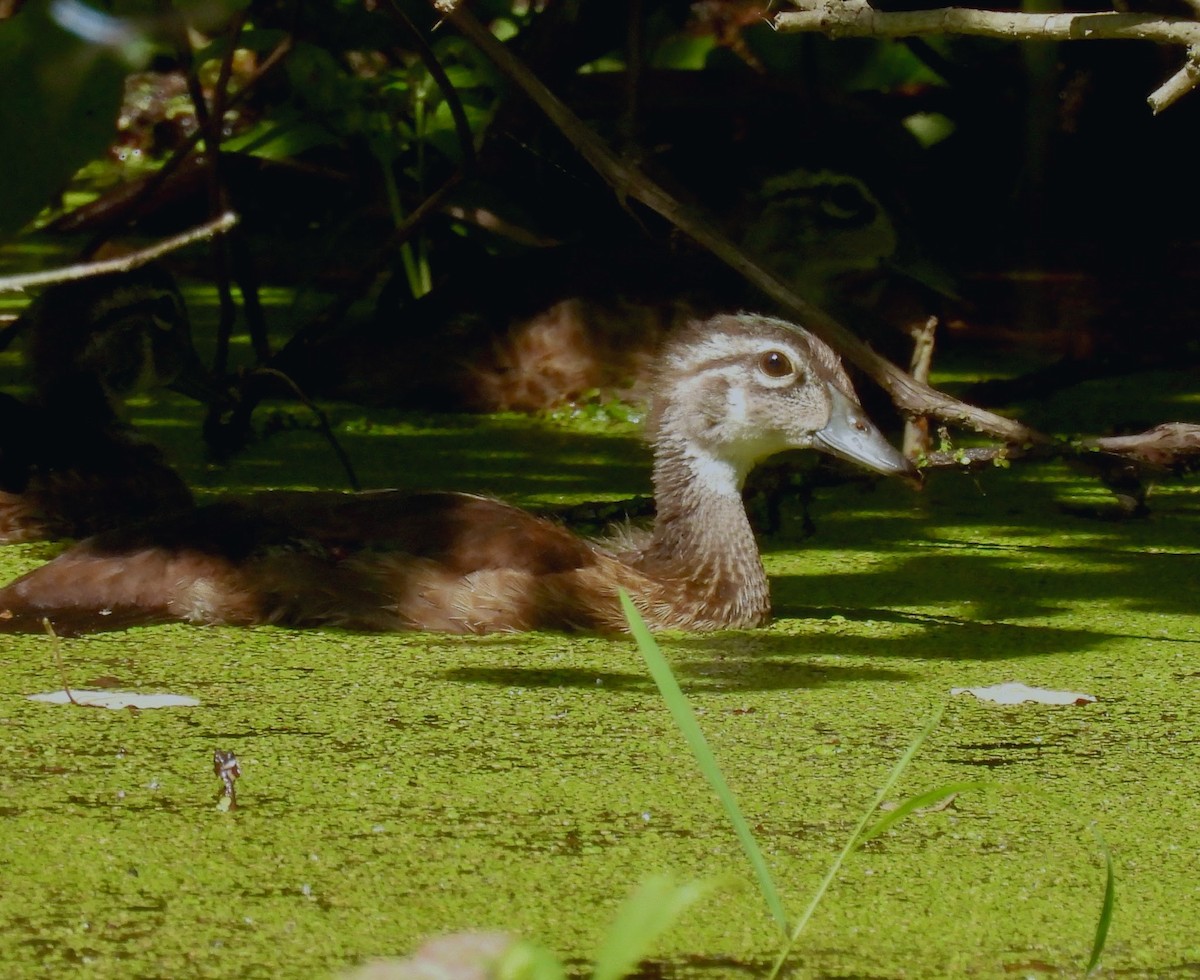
774;0;1200;112
427;1;1200;479
429;0;1041;448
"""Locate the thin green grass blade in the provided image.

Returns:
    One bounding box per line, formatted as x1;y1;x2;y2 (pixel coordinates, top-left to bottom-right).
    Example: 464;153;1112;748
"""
591;874;718;980
767;701;947;980
1084;823;1115;976
994;783;1116;976
495;939;568;980
619;591;789;932
857;780;995;846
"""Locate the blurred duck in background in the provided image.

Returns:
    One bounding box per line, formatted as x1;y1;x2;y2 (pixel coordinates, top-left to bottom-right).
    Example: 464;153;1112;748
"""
0;267;218;543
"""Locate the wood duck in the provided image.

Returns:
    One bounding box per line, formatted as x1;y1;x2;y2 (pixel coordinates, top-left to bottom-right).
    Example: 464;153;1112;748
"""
0;268;216;544
0;313;913;635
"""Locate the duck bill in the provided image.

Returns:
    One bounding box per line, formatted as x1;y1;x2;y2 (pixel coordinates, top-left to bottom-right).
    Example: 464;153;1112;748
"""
814;387;916;477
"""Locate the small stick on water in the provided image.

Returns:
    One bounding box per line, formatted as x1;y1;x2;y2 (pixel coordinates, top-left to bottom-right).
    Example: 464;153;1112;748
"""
42;618;79;706
213;750;241;811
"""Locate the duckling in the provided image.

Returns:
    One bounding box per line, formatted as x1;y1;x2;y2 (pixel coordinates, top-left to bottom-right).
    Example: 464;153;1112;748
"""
0;313;913;635
0;268;215;543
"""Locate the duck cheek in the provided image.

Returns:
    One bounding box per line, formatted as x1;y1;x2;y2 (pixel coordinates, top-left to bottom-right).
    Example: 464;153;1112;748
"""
782;427;819;452
778;400;829;451
691;389;747;442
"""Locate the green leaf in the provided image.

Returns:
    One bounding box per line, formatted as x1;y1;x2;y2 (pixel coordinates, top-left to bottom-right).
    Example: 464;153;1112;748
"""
222;118;338;160
441;63;483;89
620;591;788;933
650;35;714;70
591;875;717;980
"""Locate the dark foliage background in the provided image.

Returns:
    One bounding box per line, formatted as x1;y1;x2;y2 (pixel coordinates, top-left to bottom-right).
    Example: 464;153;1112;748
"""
3;0;1199;424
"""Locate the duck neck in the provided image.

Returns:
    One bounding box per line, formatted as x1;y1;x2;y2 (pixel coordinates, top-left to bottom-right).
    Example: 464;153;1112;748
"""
640;433;770;626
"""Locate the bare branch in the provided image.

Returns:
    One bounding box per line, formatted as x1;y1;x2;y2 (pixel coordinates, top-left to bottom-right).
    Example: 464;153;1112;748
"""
1149;44;1200;113
902;316;938;458
248;368;362;491
775;1;1200;46
920;423;1200;472
0;212;240;294
1086;423;1200;467
775;0;1200;111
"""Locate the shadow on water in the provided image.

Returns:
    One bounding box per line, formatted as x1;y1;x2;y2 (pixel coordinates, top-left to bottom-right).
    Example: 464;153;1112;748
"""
436;666;650;691
770;548;1200;626
435;660;919;694
673;617;1114;664
761;462;1200;625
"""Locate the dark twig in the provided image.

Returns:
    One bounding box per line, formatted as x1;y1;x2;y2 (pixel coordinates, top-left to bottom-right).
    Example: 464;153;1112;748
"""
920;443;1034;470
206;8;273;365
164;2;240;377
248;368;362;491
382;0;477;171
620;0;644;155
919;423;1200;471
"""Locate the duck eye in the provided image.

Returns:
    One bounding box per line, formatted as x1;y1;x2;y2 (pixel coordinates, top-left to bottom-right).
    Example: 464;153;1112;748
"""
759;350;794;379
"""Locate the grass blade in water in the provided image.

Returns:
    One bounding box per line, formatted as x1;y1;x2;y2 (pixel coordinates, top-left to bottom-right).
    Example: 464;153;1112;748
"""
1085;822;1115;976
591;874;716;980
619;590;788;933
857;780;994;846
767;701;946;979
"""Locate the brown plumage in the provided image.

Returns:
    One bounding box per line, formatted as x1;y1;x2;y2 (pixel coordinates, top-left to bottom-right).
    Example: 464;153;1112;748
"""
0;313;913;635
0;269;213;543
